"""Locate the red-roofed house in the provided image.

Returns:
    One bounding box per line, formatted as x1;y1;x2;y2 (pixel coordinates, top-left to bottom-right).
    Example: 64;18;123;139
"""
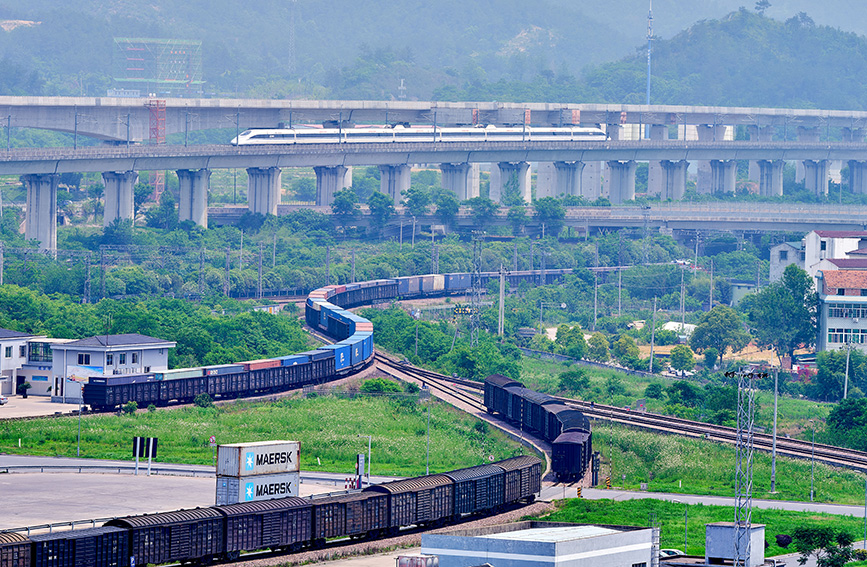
804;231;867;280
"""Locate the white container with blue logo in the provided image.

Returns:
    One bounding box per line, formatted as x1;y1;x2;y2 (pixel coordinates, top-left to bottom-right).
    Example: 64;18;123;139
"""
215;471;300;505
216;440;300;477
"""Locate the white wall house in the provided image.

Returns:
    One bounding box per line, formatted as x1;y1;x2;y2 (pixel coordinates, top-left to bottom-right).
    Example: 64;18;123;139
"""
0;329;43;395
804;230;867;280
51;334;176;402
816;270;867;352
18;338;72;397
769;241;805;282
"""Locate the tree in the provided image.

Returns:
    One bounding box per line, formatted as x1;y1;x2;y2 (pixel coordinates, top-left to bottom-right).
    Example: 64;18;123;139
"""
500;173;524;207
792;526;854;567
645;383;665;399
145;190;178;230
669;345;695;373
507;205;528;235
533;197;566;237
741;264;817;363
689;305;750;359
465;196;499;223
612;335;640;367
291;177;317;202
402;185;431;217
704;347;719;369
330;188;360;221
433;189;460;226
586;332;610;362
755;0;771;15
555;324;587;359
368;191;395;232
102;218;134;246
133;182;152;217
559;368;589;393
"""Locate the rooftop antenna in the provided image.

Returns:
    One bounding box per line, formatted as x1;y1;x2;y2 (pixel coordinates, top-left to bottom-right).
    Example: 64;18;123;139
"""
646;0;653;106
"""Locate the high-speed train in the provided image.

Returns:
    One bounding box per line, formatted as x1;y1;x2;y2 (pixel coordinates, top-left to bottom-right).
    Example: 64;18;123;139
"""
230;125;608;145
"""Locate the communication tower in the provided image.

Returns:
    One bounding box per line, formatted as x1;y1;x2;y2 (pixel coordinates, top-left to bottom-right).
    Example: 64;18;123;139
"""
113;38;203;97
733;369;759;567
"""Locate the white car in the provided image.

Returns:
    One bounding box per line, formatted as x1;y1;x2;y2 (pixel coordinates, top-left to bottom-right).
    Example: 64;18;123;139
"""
660;549;684;558
0;395;8;405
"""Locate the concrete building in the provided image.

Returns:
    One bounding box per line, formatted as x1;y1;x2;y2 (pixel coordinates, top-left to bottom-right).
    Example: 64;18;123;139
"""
704;522;765;567
421;521;654;567
50;334;176;401
0;329;43;395
816;270;867;353
17;338;72;397
803;230;867;280
768;241;804;282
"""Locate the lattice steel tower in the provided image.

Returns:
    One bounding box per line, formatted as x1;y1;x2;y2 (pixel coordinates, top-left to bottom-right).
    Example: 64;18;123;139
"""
734;369;758;567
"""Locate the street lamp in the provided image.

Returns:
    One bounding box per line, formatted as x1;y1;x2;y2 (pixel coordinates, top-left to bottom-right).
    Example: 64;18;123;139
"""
810;419;816;502
358;434;371;486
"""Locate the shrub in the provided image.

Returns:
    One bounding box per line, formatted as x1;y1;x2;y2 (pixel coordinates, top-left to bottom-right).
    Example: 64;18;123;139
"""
147;404;157;413
194;393;214;408
360;377;402;394
121;401;138;415
645;383;665;399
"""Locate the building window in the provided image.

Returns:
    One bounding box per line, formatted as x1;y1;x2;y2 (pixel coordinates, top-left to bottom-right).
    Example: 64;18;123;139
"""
18;345;24;357
4;346;11;358
821;241;827;251
632;563;647;567
28;342;52;363
132;353;138;364
106;354;113;365
77;353;90;365
119;353;126;365
780;250;788;261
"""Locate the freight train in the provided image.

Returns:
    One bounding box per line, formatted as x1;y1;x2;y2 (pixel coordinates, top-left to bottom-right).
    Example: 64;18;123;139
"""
0;456;541;567
484;374;592;481
230;125;607;145
83;269;574;411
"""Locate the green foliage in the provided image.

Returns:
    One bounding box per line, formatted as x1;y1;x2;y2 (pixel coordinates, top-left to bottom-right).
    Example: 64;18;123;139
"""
507;205;528;236
500;173;524;207
741;264;817;361
533;197;566;236
559;368;589;394
612;335;640;367
402;185;431;217
586;332;610;362
826;398;867;451
133;183;152;217
193;393;214;408
147;404;157;413
290;178;317;202
792;526;855;567
689;305;750;358
669;345;695;372
330;188;360;220
704;348;719;368
644;382;665;399
465;197;499;223
367;191;395;231
555;324;586;359
121;401;138;415
359;377;403;394
144;190;178;230
433;189;460;226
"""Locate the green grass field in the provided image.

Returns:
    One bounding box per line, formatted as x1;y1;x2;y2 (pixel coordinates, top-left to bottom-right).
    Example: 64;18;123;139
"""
0;393;521;477
538;498;867;557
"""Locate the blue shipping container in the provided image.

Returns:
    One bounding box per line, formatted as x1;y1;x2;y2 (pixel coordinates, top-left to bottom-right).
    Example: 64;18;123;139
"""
320;344;351;370
203;364;245;376
280;354;310;366
363;334;374;359
341;338;363;366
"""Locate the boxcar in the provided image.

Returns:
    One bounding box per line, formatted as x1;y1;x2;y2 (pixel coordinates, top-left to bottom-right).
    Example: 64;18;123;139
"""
30;527;127;567
552;430;592;481
483;374;521;416
106;508;224;566
216;497;312;557
0;532;30;567
495;456;542;503
364;475;454;530
442;464;505;517
311;492;388;541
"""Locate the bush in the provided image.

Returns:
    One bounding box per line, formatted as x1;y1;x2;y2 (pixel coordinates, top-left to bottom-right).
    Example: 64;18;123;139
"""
645;383;666;399
121;401;138;415
194;393;214;408
405;382;420;394
559;369;590;393
360;377;402;394
147;404;157;413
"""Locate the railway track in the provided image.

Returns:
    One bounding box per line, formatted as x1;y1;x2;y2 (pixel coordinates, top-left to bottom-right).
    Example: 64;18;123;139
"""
369;357;867;474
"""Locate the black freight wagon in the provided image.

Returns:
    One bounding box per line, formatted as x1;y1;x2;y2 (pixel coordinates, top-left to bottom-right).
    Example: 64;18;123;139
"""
442;464;505;517
364;475;454;532
483;374;521;416
216;497;312;558
0;533;30;567
106;508;224;566
29;527;128;567
312;492;388;541
552;430;592;480
495;456;541;503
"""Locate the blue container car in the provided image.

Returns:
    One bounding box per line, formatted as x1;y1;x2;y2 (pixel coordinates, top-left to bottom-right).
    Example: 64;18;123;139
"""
320;344;351;370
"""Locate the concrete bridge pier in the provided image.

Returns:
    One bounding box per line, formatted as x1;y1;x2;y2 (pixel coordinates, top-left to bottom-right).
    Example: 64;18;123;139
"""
23;173;58;250
748;126;775;183
757;160;784;196
803;159;829;195
696;124;729;193
849;160;867;194
660;160;688;201
582;161;603;200
314;165;352;206
492;161;530;203
710;160;737;194
246;167;282;215
102;170;137;227
646;124;669;197
177;169;210;227
553;161;585;197
606;160;636;204
440;162;479;201
379;164;411;204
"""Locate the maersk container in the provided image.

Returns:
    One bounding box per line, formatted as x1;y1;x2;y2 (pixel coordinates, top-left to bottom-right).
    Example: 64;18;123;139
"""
332;309;352;324
155;368;203;381
243;359;281;371
216;471;300;505
203;364;245;376
307;298;322;311
320;343;351;370
280;354;310;367
446;273;471;291
362;334;374;359
217;440;301;477
343;338;364;366
301;350;332;362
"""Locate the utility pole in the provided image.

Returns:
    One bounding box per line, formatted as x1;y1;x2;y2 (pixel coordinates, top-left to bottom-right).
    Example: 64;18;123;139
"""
470;231;484;347
199;248;205;297
513;241;518;272
618;268;622;317
593;272;598;331
0;243;5;286
83;253;91;304
100;247;106;299
239;231;244;271
680;265;685;330
224;247;231;297
498;264;507;336
646;0;653;105
257;243;263;300
325;246;330;285
710;259;714;309
351;250;356;283
845;340;852;399
771;368;778;493
272;233;277;268
650;297;657;373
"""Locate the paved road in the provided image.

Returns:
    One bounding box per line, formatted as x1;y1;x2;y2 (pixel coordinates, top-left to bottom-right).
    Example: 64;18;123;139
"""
0;395;81;418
